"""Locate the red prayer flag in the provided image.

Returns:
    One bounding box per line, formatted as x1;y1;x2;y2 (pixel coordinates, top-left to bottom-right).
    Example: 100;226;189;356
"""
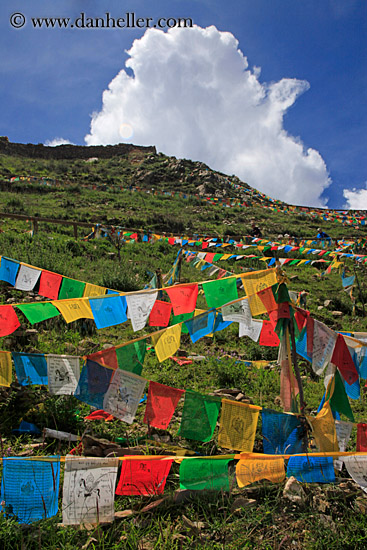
144;380;185;429
170;356;193;366
294;308;308;332
148;300;172;327
306;316;314;358
216;269;227;279
38;270;63;300
165;284;198;315
201;242;208;249
259;320;280;347
87;346;118;370
116;458;173;496
257;286;277;314
357;423;367;451
331;334;359;385
168;238;175;245
0;305;20;336
204;253;216;263
84;410;115;421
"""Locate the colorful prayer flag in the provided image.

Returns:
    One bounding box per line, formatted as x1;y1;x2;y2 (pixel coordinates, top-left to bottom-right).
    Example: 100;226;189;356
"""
151;324;181;362
179;390;221;442
102;368;146;424
165;284;198;315
218;400;260;451
116;458;173;496
144;381;185;429
179;458;231;491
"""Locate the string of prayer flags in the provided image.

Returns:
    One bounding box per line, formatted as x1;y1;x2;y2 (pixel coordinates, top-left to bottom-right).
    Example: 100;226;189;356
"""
0;457;60;524
343;456;367;494
0;305;20;336
179;390;222;442
75;360;114;409
62;456;118;526
148;299;172;327
13;352;48;386
83;283;106;298
0;257;20;285
185;309;216;343
239;319;263;342
116;458;173;496
89;295;127;329
312;320;337;376
151;324;181;362
16;302;60;325
308;402;338;452
165;284;198;315
259;321;280;347
202;277;238;308
126;291;157;332
331;334;359;385
38;270;63;300
218;400;261;451
286;456;335;483
143;381;185;429
179;458;232;491
0;351;12;387
14;265;41;291
236;456;285;487
47;354;80;395
357;423;367;451
261;409;305;454
115;340;146;375
221;297;252;325
52;298;94;323
102;369;146;424
58;278;86;300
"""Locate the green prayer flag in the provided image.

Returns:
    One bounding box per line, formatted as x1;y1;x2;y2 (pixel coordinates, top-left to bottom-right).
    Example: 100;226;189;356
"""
58;278;86;299
179;390;221;442
273;283;290;304
115;340;146;375
329;370;355;422
179;458;231;491
289;260;299;265
213;254;223;262
171;311;195;334
202;277;238;309
16;302;60;325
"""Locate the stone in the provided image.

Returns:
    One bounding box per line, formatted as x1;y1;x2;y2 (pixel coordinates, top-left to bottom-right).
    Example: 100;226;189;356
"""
283;476;306;504
332;311;343;317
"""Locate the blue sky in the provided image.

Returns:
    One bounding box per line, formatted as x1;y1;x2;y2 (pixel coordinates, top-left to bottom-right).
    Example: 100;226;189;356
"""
0;0;366;208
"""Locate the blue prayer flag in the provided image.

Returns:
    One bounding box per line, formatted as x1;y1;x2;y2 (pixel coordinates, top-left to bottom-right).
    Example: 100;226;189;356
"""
262;409;305;455
286;456;335;483
74;360;113;408
213;312;232;333
89;295;127;329
185;310;216;343
0;257;20;286
12;352;48;385
1;457;60;523
295;329;312;362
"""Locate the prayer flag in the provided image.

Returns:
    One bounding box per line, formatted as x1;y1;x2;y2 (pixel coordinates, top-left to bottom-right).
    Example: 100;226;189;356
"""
0;305;20;336
115;340;146;375
52;298;94;323
149;300;173;327
151;324;181;362
0;257;20;285
329;370;355;422
62;456;118;526
308;401;338;452
74;360;114;409
47;354;80;395
179;458;231;491
126;291;157;332
16;302;60;325
179;390;221;442
116;458;173;496
14;265;41;291
58;278;86;299
0;351;12;387
83;283;106;297
286;456;335;483
335;419;353;452
185;309;216;343
331;334;359;385
144;381;185;429
38;270;62;300
89;295;127;329
312;321;337;376
1;457;60;524
202;277;238;308
259;321;280;347
221;297;252;325
165;284;198;315
13;352;48;385
218;400;260;451
236;457;285;487
241;269;277;315
343;456;367;494
102;368;146;424
279;336;299;412
357;423;367;451
261;409;305;454
239;319;263;342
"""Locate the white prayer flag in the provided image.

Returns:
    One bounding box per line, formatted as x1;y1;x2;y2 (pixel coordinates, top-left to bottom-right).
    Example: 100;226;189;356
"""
222;298;252;325
103;369;146;424
334;420;354;471
62;456;118;526
239;319;263;342
312;320;337;376
14;265;41;291
126;291;157;332
343;456;367;494
47;354;80;395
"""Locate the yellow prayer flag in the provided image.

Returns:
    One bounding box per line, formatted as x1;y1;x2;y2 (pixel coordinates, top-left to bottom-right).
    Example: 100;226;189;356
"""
195;260;205;270
151;324;182;362
219;254;232;261
52;299;94;323
218;399;261;451
308;401;338;452
241;268;277;317
0;351;12;387
236;456;285;487
83;283;107;297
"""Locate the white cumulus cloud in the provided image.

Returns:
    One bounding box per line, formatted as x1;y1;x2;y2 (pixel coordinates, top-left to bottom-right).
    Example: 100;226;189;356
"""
45;137;74;147
343;183;367;209
85;25;331;206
